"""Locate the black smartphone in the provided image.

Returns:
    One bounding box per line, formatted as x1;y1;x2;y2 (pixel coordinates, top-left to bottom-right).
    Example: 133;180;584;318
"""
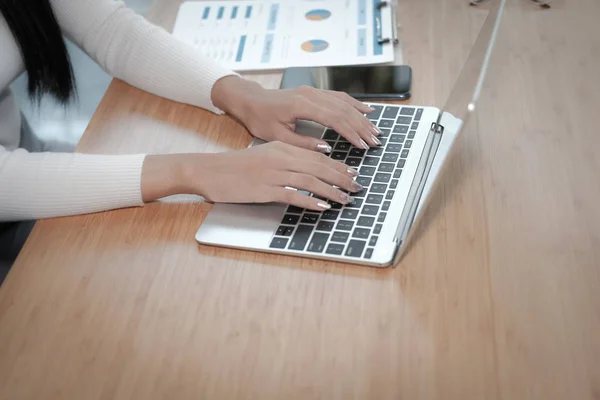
280;65;412;101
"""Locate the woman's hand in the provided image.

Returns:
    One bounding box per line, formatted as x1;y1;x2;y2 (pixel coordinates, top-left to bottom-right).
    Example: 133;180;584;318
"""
211;76;382;153
141;142;363;210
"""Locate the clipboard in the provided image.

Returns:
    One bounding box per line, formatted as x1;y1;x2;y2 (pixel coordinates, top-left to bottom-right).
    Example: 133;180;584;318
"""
375;0;399;45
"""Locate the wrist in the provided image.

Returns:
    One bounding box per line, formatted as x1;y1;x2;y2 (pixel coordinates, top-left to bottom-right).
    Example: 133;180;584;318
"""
211;75;263;121
141;154;194;202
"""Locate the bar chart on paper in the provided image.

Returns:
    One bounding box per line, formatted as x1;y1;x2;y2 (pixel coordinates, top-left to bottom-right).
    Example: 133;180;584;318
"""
171;0;399;71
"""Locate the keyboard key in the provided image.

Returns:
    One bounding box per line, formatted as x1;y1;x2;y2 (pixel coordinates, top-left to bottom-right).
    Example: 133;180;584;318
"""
323;129;339;140
335;142;351;151
404;140;413;149
393;125;409;134
307;232;329;253
357;216;375;227
332;151;347;161
353;228;370;239
364;248;374;259
382;201;391;211
336;220;354;231
316;220;335;231
313;194;327;201
363;157;379;166
366;194;383;204
369;236;379;246
408;130;416;139
378;119;394;128
386;144;403;153
345;157;361;167
400;107;415;116
341;209;359;219
331;231;350;243
367;147;384;156
360;166;376;176
345;239;366;258
356;177;372;187
393;169;402;179
326;140;336;148
301;213;319;224
288;224;314;250
378;137;388;147
396;116;412;125
378;213;387;223
276;226;295;236
287;206;303;214
326;243;345;255
374;224;383;235
390;179;399;189
347;197;364;208
282;214;300;225
362;205;379;215
401;149;410;158
374;173;391;183
370;184;387;193
390;134;406;143
379;128;391;138
397;159;406;169
321;210;340;220
330;202;343;210
382;106;399;119
415;108;423;121
353;189;367;198
382;153;399;163
368;105;383;120
386;190;395;200
349;148;366;157
411;122;419;130
378;162;395;172
270;237;288;249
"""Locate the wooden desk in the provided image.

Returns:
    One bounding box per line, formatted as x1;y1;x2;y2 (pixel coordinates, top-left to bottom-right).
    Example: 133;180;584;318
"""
1;1;599;398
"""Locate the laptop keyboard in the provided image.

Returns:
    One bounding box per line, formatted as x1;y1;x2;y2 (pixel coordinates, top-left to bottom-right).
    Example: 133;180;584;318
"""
269;105;423;259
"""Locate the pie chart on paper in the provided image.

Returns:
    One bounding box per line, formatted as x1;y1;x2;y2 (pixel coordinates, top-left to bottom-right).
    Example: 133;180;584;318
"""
305;9;332;21
301;39;329;53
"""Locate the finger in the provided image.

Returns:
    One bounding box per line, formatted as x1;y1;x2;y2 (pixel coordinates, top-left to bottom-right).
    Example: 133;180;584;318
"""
282;172;353;205
275;128;333;154
325;90;375;115
291;91;370;149
316;91;382;144
278;142;360;180
273;188;335;212
293;159;363;194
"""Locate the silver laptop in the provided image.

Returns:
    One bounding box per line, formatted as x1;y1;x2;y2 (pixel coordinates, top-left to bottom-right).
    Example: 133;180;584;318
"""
196;0;506;267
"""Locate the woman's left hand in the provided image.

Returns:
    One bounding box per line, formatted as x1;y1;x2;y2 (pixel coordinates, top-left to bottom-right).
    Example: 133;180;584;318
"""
211;76;382;153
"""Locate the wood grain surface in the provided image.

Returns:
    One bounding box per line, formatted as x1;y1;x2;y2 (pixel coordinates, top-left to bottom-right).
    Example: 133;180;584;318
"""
1;0;599;399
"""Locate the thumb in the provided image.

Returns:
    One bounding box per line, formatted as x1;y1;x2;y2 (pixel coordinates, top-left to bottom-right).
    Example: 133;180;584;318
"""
275;127;332;154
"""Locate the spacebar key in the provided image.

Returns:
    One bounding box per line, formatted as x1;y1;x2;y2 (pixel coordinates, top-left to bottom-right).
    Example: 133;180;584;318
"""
288;224;314;251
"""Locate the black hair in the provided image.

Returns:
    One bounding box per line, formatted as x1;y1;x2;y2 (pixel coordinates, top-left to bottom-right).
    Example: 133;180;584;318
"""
0;1;76;103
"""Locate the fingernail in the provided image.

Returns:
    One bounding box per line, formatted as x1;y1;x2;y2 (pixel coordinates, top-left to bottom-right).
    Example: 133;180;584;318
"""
359;139;370;150
340;193;352;204
351;181;364;192
347;168;359;177
371;125;382;135
317;202;331;210
371;135;382;146
367;106;375;112
316;143;332;153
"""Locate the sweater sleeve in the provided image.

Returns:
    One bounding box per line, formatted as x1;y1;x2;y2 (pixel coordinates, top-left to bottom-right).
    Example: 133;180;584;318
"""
51;0;238;114
0;145;146;222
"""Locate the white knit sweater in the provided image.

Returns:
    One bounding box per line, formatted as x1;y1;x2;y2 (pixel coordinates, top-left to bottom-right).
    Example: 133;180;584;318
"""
0;0;236;222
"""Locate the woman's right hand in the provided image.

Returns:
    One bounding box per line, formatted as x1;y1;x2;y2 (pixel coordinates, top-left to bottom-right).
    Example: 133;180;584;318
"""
141;141;363;211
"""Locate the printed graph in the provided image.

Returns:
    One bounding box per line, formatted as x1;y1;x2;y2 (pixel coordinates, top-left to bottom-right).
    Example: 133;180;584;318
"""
305;9;331;21
301;39;329;53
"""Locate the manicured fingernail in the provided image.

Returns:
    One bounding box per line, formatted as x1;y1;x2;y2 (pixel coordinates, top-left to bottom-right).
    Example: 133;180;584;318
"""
351;181;364;192
367;106;375;112
371;125;382;135
340;193;352;204
359;139;370;150
347;168;359;177
317;202;331;210
371;135;382;146
316;143;332;153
